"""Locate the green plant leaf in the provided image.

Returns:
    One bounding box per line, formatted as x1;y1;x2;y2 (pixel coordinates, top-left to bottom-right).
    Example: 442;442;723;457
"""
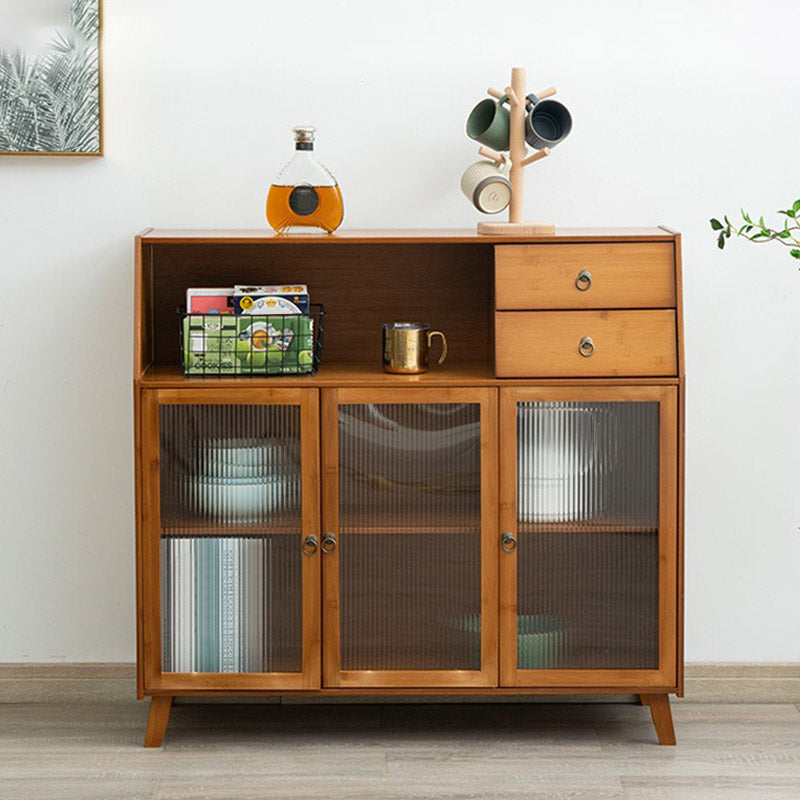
742;209;753;223
778;210;796;218
758;215;766;229
791;249;800;260
717;233;726;249
710;218;724;231
793;200;800;214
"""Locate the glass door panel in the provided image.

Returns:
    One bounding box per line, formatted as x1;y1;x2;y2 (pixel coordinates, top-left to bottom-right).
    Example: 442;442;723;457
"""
338;402;481;672
500;387;677;687
323;389;497;688
140;389;320;691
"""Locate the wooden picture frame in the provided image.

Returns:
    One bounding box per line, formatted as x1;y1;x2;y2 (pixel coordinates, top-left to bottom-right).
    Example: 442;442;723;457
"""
0;0;103;156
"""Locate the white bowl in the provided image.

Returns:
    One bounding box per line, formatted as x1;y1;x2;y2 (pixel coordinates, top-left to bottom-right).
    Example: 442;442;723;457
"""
193;475;292;522
199;440;292;478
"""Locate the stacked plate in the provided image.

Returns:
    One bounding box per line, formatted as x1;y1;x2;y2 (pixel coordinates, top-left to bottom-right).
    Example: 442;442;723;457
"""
193;439;293;523
518;405;605;523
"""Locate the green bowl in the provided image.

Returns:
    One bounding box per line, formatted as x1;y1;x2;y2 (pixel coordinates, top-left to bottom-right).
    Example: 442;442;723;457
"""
450;613;567;669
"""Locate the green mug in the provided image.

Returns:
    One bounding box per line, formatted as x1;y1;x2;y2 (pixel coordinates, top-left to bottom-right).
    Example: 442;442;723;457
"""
466;95;510;151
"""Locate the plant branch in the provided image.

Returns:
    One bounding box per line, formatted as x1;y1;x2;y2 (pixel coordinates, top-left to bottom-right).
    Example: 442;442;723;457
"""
710;201;800;261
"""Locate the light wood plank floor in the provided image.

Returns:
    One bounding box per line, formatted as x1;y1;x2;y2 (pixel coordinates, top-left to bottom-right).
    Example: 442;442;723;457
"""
1;702;799;799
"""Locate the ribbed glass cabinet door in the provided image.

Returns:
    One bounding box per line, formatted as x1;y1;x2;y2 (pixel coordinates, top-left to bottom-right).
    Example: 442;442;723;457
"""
140;389;320;691
322;388;498;688
499;387;678;688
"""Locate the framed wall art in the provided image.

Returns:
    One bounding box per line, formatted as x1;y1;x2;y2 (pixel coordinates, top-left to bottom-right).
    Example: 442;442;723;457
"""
0;0;102;155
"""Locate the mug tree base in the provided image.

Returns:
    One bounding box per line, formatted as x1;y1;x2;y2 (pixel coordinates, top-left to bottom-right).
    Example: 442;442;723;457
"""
477;220;555;235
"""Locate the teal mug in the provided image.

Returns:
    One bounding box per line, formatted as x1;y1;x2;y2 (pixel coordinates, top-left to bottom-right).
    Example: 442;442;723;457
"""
466;95;511;151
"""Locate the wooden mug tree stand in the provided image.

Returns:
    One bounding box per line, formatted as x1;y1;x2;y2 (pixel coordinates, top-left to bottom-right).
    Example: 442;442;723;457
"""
475;66;555;236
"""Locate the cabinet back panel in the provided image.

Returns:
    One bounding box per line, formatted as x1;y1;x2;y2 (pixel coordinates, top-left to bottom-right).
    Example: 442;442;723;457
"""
146;243;493;369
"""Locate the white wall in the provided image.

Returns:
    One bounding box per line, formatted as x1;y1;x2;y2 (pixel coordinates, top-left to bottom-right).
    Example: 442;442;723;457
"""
1;0;799;663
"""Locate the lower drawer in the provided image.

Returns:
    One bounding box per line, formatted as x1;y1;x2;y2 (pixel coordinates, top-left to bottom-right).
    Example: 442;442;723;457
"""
495;310;678;377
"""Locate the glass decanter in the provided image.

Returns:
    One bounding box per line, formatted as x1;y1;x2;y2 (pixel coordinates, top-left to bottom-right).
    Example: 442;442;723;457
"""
266;126;344;234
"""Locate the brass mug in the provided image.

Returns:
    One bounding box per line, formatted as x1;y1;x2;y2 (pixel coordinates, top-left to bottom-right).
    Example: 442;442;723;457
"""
382;323;448;374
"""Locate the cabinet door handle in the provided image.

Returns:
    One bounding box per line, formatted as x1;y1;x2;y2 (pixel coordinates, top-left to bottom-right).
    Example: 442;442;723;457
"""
501;532;518;553
321;532;337;554
579;336;595;357
575;269;592;291
302;534;318;556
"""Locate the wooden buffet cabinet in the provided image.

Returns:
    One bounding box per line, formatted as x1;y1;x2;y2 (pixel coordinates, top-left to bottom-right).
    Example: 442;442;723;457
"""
134;227;684;747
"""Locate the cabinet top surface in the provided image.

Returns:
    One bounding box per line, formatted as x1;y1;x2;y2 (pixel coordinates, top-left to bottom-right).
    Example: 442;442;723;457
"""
139;227;678;244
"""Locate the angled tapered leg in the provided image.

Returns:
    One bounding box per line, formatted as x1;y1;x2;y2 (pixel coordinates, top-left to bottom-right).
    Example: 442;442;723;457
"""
144;695;173;748
638;694;650;705
641;693;676;745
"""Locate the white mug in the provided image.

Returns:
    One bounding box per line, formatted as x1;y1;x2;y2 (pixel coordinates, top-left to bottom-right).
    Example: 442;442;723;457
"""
460;160;511;214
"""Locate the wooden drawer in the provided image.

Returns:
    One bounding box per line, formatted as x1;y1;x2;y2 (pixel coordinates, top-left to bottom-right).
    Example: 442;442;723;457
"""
495;310;677;377
495;243;676;309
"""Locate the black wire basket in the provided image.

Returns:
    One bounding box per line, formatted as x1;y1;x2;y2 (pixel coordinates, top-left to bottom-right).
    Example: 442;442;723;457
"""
179;304;325;376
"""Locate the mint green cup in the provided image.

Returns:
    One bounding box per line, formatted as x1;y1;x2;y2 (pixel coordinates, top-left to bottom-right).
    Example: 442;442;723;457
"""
466;95;511;151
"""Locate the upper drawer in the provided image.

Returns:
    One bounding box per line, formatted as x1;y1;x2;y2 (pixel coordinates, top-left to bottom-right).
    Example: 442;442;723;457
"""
495;243;676;310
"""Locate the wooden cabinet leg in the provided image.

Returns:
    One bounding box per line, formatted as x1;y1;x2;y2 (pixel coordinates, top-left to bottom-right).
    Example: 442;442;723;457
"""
144;695;173;748
641;693;676;745
638;694;650;706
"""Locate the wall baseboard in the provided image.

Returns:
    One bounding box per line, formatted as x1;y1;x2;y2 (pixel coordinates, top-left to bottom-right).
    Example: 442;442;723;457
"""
0;663;798;704
681;663;800;703
0;663;138;703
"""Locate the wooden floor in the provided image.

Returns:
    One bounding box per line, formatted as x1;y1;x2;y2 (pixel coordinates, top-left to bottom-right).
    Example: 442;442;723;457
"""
1;702;799;799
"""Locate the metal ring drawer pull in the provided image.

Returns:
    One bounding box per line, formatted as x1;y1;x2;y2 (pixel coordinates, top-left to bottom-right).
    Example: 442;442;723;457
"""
321;532;337;554
302;534;318;556
501;532;518;553
579;336;595;357
575;269;592;291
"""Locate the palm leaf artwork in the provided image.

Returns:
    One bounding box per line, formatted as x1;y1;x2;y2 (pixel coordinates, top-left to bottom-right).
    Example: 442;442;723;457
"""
0;0;101;153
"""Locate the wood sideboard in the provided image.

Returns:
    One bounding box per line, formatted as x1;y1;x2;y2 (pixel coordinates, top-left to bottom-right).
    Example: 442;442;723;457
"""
134;227;684;746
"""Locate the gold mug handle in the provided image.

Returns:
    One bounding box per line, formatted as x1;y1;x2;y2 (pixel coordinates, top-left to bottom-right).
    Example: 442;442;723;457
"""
427;331;448;365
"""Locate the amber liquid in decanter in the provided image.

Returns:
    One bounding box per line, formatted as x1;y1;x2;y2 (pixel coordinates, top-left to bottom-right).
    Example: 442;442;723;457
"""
266;184;344;234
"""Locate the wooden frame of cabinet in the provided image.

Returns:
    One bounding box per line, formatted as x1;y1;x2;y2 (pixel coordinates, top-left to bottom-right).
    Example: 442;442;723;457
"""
139;388;321;692
498;385;678;690
134;227;684;748
321;387;499;689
